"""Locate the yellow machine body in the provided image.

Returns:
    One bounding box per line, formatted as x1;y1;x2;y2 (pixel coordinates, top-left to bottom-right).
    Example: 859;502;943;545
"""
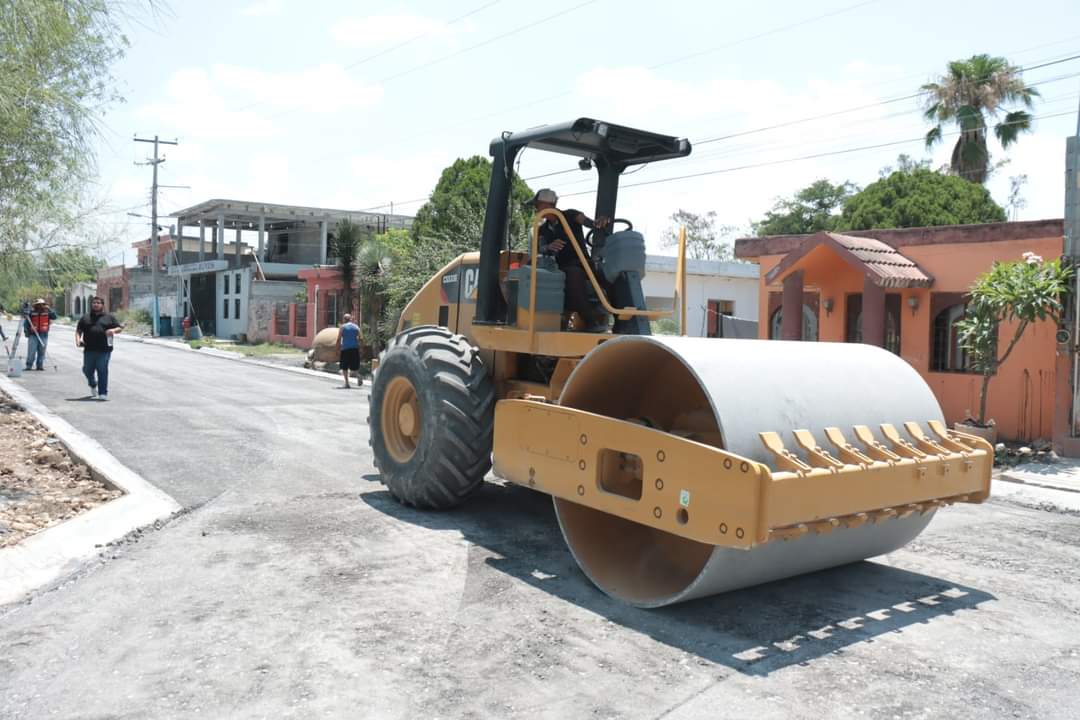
375;210;993;607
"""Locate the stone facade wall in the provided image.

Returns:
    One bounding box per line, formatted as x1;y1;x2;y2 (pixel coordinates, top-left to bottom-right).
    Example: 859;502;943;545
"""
248;280;304;343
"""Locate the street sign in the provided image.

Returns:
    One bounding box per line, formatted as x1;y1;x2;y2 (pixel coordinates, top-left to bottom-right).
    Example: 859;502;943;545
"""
167;259;228;276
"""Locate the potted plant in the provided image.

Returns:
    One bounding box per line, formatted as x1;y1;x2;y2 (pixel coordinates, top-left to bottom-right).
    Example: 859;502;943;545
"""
955;252;1072;443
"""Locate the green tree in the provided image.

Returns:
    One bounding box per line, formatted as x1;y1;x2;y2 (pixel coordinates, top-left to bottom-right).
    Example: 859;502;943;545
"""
662;209;734;261
957;254;1072;425
379;158;534;331
355;234;393;350
752;179;858;236
410;156;534;250
383;204;481;326
1;1;130;253
1;244;104;309
41;246;105;295
877;153;931;178
837;169;1006;231
922;54;1039;184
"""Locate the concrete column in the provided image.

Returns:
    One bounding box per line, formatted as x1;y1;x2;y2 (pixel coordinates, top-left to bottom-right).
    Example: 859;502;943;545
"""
258;215;265;261
198;221;205;262
862;277;886;347
175;221;184;265
235;227;242;269
320;219;328;265
217;213;225;260
780;271;804;341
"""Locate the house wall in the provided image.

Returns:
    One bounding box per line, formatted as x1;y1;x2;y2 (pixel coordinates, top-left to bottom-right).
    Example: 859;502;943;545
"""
216;267;252;340
96;267;127;312
127;268;180;322
249;280;304;343
65;282;97;318
134;235;212;268
750;232;1063;442
266;227;323;265
641;257;759;336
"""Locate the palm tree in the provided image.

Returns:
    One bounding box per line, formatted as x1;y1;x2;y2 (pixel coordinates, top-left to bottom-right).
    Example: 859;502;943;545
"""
332;219;365;321
355;235;391;350
922;54;1039;184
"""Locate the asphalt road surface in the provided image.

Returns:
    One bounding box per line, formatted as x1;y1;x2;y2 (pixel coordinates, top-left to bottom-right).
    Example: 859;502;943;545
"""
1;324;1079;719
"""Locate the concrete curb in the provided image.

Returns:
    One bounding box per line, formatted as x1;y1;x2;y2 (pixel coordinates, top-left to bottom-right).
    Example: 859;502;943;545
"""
0;374;182;607
996;464;1080;494
43;323;348;384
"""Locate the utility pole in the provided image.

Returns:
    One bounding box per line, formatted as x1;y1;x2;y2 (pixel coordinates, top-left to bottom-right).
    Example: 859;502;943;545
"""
134;134;178;337
1064;92;1080;446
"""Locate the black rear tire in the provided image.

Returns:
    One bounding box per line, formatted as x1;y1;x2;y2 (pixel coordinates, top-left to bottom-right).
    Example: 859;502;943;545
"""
368;326;495;509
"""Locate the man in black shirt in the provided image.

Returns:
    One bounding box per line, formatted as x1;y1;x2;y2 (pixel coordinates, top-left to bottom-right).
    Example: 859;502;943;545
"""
75;296;123;401
530;188;608;332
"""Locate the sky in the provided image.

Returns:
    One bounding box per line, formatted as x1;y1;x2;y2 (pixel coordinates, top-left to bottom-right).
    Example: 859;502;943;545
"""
91;0;1080;263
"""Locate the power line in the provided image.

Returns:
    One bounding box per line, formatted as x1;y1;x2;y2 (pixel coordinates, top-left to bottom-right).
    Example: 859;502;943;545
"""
354;100;1080;212
308;0;891;158
523;62;1080;187
264;0;599;122
234;0;506;114
343;1;503;71
377;0;598;85
342;48;1080;214
597;79;1080;180
554;109;1078;198
351;68;1080;213
651;0;883;71
688;55;1080;147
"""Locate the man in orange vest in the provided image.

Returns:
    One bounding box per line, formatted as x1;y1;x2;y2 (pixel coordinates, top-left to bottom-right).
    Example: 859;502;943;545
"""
24;298;57;371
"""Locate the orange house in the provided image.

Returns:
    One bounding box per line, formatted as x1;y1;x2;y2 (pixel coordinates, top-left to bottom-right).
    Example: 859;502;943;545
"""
735;219;1071;448
268;266;362;349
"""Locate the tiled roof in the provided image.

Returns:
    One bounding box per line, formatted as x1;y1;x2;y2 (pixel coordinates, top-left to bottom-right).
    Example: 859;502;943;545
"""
826;233;932;288
763;231;934;288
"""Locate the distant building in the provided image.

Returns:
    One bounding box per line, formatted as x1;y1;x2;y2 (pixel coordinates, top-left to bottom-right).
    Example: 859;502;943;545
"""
101;199;412;338
64;281;97;318
642;255;759;337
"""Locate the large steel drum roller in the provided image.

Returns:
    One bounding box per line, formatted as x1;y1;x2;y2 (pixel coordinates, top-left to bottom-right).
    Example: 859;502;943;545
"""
552;337;952;608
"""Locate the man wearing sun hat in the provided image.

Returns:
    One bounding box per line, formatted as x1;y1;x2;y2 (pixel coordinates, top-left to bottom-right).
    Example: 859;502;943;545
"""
23;298;57;371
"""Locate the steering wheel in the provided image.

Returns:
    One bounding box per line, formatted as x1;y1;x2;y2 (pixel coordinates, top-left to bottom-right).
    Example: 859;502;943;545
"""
585;218;634;248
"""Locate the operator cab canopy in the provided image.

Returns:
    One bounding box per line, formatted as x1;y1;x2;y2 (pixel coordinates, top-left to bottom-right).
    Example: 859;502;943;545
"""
476;118;691;324
495;117;692;167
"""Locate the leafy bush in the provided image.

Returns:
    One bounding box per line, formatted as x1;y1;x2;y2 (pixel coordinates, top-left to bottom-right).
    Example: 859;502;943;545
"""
651;318;680;335
838;169;1006;230
113;307;151;326
958;253;1072;425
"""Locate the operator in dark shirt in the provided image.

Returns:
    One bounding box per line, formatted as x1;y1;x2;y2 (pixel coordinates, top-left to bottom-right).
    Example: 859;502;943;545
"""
529;188;609;332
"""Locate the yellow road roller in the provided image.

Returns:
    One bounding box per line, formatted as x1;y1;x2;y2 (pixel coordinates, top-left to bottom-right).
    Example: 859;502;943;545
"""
368;118;992;607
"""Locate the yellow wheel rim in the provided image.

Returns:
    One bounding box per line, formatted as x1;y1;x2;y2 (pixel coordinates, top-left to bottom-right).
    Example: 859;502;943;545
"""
382;375;421;463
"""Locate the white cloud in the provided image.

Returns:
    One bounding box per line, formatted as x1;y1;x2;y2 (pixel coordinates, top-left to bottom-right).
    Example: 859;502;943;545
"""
985;134;1067;221
239;0;283;18
343;150;455;209
843;59;905;80
137;68;278;141
212;63;383;114
331;14;469;49
136;63;383;141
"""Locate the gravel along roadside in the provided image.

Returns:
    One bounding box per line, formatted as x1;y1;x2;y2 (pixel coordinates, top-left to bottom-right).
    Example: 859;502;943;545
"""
0;391;121;547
